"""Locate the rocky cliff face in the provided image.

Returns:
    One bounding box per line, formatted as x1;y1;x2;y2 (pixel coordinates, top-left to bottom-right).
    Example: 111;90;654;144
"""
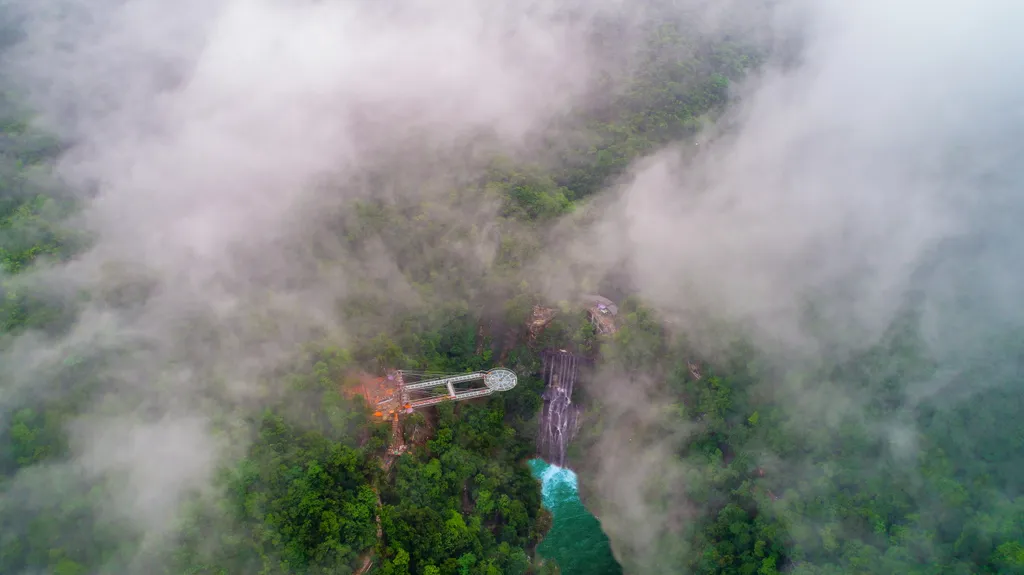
537;350;583;467
527;296;633;572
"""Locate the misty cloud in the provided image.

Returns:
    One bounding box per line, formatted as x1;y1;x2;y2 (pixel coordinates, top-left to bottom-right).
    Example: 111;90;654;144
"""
3;0;1023;572
572;0;1024;358
0;0;642;563
559;0;1024;569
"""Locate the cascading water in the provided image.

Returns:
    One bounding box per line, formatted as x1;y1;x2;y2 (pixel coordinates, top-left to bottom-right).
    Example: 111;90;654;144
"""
530;313;621;574
538;350;581;467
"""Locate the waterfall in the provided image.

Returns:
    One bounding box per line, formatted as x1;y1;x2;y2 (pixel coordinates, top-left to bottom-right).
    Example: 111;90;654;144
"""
538;350;582;467
533;352;622;575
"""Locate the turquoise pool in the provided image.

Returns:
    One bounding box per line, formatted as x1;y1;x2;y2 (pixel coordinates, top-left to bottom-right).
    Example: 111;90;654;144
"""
528;459;622;575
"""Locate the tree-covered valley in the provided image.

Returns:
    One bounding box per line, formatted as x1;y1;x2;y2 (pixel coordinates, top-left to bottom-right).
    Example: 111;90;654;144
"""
1;1;1022;575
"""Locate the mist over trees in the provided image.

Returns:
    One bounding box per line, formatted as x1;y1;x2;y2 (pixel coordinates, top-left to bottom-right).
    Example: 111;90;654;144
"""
0;1;1022;575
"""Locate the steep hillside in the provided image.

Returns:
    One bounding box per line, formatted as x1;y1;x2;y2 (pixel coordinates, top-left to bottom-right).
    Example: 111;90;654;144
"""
2;2;1023;575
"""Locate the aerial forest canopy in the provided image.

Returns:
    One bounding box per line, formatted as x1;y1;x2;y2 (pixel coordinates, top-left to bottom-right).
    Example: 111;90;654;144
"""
1;1;1023;575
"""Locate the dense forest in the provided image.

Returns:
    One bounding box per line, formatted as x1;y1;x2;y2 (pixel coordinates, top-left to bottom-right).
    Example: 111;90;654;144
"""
1;2;1023;575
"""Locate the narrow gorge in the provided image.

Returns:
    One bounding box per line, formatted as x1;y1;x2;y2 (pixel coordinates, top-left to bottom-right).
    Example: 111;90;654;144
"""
530;302;622;575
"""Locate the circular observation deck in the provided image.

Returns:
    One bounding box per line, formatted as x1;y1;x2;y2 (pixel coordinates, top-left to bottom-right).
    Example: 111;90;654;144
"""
484;368;518;391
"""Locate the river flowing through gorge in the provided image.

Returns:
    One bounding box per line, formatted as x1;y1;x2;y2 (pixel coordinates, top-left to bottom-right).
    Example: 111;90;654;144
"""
529;459;621;575
532;349;620;574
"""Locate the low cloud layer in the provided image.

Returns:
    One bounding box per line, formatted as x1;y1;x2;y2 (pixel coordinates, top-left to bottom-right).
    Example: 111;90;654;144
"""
0;0;642;566
3;0;1023;572
577;0;1024;359
565;0;1024;570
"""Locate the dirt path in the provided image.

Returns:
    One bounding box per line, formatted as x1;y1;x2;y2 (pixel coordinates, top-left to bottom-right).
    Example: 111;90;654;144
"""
354;554;373;575
373;487;383;539
354;484;385;575
475;322;486;355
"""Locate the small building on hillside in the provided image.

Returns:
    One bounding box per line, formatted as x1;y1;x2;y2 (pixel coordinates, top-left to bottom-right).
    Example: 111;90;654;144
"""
529;305;558;341
581;294;618;335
